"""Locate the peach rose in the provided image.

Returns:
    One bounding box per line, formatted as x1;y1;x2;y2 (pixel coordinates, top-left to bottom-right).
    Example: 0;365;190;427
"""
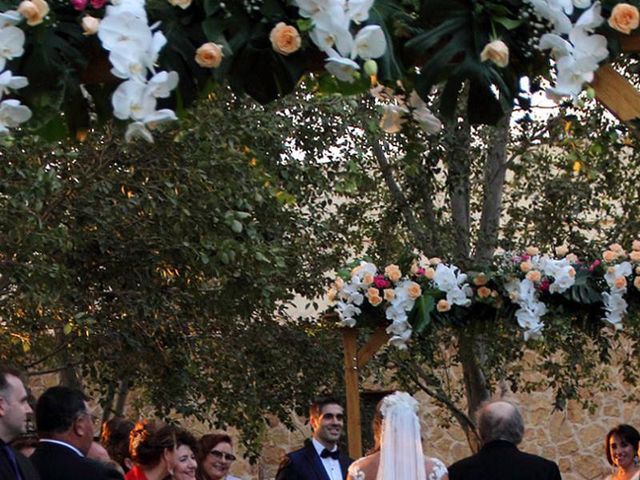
525;246;540;256
473;273;488;286
610;242;623;252
385;264;402;282
614;276;628;289
367;287;380;299
410;262;419;275
18;0;49;26
568;267;576;277
526;270;541;283
195;42;224;68
407;281;422;300
477;286;491;298
327;287;337;302
424;267;435;280
81;15;99;35
609;3;640;34
632;251;640;262
608;266;616;274
634;276;640;290
603;250;616;263
480;39;509;67
168;0;191;8
363;273;374;285
383;289;395;301
436;299;450;312
269;22;301;56
335;277;344;290
633;239;640;251
555;245;568;257
520;261;532;273
369;295;383;306
565;253;578;263
429;257;442;265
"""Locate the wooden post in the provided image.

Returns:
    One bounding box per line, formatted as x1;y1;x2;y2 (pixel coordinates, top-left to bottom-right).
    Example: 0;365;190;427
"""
591;64;640;122
341;326;390;459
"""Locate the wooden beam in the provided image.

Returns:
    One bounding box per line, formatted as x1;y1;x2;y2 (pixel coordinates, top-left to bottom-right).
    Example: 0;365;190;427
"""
357;326;390;369
620;34;640;53
342;328;362;459
591;64;640;122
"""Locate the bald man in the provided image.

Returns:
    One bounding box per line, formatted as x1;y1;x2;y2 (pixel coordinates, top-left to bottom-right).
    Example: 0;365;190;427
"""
448;400;562;480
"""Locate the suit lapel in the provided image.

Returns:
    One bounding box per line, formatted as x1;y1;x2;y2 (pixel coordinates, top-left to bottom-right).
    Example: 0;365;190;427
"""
338;452;352;480
303;442;331;480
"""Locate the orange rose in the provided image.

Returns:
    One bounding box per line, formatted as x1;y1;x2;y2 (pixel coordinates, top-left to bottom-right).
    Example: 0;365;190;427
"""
407;281;422;300
477;286;491;298
634;276;640;290
436;299;450;312
195;42;224;68
269;22;301;56
555;245;568;257
614;277;628;289
424;267;435;280
383;289;395;301
603;250;616;263
609;3;640;34
18;0;49;26
385;264;402;282
335;277;344;290
520;261;532;273
610;242;623;252
367;287;380;299
369;295;383;306
363;273;374;285
632;251;640;262
473;273;488;286
568;267;576;278
526;246;540;256
633;239;640;251
526;271;541;283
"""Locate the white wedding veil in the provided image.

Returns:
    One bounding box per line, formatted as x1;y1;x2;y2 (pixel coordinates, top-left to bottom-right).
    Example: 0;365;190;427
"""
375;391;426;480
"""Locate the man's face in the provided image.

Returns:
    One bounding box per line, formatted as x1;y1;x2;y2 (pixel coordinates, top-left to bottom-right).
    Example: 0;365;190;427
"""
0;374;32;442
311;403;344;448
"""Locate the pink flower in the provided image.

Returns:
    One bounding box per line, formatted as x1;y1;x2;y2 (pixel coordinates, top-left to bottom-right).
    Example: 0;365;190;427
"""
373;275;391;289
539;278;550;292
589;259;601;272
90;0;107;8
416;267;425;276
71;0;87;10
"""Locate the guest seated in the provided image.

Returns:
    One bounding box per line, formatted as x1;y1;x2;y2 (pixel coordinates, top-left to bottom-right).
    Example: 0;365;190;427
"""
196;433;241;480
126;421;196;480
605;424;640;480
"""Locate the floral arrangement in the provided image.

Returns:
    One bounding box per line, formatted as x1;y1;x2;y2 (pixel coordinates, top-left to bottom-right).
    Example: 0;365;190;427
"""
328;241;640;349
0;0;388;141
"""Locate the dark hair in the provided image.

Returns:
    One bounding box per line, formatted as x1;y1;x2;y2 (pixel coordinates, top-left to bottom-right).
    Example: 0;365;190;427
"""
605;424;640;465
35;386;89;435
477;400;524;446
101;416;135;471
309;396;342;421
0;365;24;394
130;421;196;468
196;433;233;480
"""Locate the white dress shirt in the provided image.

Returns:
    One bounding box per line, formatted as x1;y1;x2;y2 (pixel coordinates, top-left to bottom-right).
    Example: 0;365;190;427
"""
312;438;343;480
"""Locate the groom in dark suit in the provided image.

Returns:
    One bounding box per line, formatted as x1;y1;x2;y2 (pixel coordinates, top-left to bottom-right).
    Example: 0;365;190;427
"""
276;396;352;480
0;365;39;480
30;386;122;480
448;400;562;480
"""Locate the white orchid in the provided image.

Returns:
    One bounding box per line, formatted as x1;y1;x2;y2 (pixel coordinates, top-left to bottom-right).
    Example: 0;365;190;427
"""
351;25;386;60
0;69;27;100
112;79;156;120
293;0;335;18
147;71;179;98
0;24;25;72
0;10;22;27
310;9;353;56
124;109;177;143
325;55;360;83
98;12;152;54
602;291;627;328
347;0;374;23
0;98;31;135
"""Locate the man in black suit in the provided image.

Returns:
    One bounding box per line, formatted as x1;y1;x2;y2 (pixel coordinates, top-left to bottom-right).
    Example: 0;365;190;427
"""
30;386;123;480
276;396;352;480
0;365;39;480
448;400;562;480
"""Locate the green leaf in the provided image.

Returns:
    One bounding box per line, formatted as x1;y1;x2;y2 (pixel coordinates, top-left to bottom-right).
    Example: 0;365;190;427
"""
230;219;243;233
493;16;523;31
411;294;435;334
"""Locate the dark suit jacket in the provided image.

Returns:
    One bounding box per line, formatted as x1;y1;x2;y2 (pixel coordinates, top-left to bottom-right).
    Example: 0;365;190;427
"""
275;439;352;480
31;441;123;480
0;441;40;480
448;440;562;480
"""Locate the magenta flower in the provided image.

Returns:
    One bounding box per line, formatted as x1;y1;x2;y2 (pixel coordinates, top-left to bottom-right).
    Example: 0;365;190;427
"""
416;267;425;276
90;0;108;8
373;275;391;289
539;278;550;292
589;259;601;272
71;0;88;10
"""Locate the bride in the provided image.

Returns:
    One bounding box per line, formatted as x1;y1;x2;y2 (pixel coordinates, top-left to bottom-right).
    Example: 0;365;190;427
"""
347;391;448;480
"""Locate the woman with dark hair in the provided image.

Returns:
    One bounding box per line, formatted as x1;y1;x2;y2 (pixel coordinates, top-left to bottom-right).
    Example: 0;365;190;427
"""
605;424;640;480
125;421;197;480
101;416;135;472
196;433;240;480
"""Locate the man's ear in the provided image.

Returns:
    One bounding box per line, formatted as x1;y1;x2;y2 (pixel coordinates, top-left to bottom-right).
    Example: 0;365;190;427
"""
309;416;318;433
0;396;6;417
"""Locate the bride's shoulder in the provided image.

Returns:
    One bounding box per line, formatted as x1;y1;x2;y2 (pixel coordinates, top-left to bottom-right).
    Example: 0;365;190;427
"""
425;456;448;480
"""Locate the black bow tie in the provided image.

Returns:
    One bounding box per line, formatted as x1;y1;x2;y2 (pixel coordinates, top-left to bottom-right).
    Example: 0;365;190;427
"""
321;448;340;460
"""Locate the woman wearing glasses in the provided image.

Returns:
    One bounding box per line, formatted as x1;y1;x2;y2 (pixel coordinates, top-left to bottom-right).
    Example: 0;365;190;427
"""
196;433;240;480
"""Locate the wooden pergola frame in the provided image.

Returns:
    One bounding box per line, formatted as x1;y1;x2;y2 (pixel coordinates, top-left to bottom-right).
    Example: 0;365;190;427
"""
340;37;640;459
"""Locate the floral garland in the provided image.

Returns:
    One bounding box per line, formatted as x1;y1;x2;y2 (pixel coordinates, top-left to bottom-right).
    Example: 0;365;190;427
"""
329;241;640;349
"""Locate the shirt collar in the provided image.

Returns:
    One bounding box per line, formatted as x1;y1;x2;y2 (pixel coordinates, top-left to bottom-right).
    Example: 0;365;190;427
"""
311;438;337;456
39;439;84;457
